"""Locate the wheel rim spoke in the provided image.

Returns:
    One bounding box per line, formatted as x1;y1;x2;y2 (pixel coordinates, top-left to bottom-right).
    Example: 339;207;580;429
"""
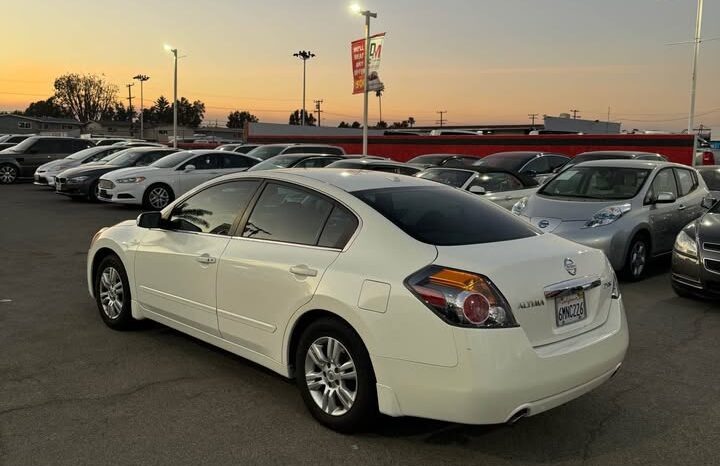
308;342;327;366
99;266;124;320
304;336;357;416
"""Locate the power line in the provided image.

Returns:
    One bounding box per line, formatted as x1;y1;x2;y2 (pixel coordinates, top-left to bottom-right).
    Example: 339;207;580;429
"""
436;110;447;127
528;113;539;127
570;109;580;119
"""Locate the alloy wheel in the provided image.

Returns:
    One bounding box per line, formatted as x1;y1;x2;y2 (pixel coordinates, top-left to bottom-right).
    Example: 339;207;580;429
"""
98;266;124;320
148;187;170;209
630;241;647;278
0;165;17;184
304;337;358;416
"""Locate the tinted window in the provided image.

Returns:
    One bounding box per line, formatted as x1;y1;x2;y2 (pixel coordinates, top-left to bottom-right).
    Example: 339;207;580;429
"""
540;166;651;200
245;145;288;160
443;157;477;168
407;155;452;165
699;168;720;191
468;172;524;192
242;183;334;245
647;168;678;201
182;154;219;170
317;205;358;248
221;154;254;168
522;156;550;174
417;169;474;188
150;151;194;168
294;157;340;168
352;186;537;246
136;150;175;166
284;146;344;155
473;153;531;171
72;140;92;151
546;155;570;170
248;155;299;171
169;181;260;235
30;139;62;154
675;168;696;197
234;145;259;154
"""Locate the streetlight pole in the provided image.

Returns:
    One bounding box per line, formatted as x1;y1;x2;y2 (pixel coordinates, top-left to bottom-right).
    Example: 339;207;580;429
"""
351;6;377;156
293;50;315;126
164;45;178;148
688;0;703;133
133;74;149;140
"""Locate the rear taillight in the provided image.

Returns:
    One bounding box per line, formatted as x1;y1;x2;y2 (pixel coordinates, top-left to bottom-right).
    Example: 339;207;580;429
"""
702;151;714;165
405;266;517;328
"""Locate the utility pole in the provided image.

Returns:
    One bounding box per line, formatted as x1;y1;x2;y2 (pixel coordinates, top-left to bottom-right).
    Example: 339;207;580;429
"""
133;74;149;140
436;110;447;127
375;91;383;124
293;50;315;126
570;109;580;119
314;99;323;127
689;0;704;134
528;113;538;128
126;83;135;136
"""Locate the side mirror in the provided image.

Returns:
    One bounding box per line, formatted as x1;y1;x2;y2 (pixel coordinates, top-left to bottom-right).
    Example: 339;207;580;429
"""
655;192;676;204
469;185;486;194
137;211;163;228
702;196;717;209
184;164;196;172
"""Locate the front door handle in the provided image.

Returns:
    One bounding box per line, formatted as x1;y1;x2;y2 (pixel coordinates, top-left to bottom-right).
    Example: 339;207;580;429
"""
290;265;318;277
196;253;217;264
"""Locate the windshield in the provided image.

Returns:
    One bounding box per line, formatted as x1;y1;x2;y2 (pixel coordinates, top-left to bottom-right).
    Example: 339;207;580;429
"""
699;168;720;191
245;145;288;160
540;166;651;200
473;154;530;171
352;186;537;246
150;151;194;168
0;135;10;143
248;155;299;171
417;169;474;188
407;155;450;164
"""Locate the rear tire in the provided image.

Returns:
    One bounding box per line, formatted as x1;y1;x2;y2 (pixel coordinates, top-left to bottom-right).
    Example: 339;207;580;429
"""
143;183;174;210
295;317;377;433
0;164;18;184
620;236;649;281
94;255;137;330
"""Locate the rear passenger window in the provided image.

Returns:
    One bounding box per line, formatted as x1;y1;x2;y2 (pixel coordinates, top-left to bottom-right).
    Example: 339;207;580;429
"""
318;206;358;248
242;183;334;246
675;169;697;197
221;154;253;168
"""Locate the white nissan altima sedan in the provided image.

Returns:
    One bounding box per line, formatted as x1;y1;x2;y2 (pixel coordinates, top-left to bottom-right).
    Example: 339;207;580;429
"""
87;169;629;432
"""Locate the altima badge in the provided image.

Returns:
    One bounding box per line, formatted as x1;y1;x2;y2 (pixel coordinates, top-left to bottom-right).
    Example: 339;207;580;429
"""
519;299;545;309
564;258;577;276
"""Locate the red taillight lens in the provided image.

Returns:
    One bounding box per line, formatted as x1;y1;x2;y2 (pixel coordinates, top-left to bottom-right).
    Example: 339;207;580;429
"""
702;151;714;165
406;266;517;328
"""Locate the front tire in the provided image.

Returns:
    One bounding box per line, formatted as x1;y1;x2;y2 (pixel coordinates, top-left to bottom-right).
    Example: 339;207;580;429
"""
143;184;174;210
620;236;649;281
88;180;100;202
295;318;377;433
0;164;18;184
94;255;136;330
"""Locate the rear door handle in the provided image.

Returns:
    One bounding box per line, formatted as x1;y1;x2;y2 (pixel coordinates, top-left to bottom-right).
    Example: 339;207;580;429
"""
290;265;318;277
678;204;687;211
196;253;217;264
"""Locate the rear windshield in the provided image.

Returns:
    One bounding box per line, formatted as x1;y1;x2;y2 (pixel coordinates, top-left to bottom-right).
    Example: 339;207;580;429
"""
417;169;474;188
352;186;538;246
407;155;449;164
700;168;720;191
248;155;299;171
540;166;650;200
473;154;529;171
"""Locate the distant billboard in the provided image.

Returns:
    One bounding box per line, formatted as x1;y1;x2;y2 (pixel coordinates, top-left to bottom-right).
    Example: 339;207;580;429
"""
351;33;386;94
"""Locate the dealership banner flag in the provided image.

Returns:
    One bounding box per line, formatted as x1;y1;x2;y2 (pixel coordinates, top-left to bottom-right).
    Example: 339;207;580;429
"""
351;33;386;94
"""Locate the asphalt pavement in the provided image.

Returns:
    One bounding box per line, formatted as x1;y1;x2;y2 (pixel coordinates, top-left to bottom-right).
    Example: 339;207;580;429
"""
1;183;719;466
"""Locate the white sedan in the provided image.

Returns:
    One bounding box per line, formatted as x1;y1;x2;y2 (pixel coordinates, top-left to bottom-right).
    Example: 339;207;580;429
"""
87;169;628;432
97;150;260;209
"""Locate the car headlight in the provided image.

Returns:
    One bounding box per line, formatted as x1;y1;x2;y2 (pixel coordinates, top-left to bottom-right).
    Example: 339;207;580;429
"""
68;176;89;183
116;176;146;183
584;204;631;228
511;197;528;215
674;230;698;258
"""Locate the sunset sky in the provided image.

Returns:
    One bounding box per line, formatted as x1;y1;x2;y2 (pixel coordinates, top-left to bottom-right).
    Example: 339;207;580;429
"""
2;0;719;131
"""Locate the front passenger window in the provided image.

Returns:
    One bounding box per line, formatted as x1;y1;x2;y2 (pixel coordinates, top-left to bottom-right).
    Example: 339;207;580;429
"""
675;169;696;197
646;168;678;202
168;181;261;235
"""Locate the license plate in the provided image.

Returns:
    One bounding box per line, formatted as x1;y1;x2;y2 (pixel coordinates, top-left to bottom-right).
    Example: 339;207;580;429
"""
555;291;587;327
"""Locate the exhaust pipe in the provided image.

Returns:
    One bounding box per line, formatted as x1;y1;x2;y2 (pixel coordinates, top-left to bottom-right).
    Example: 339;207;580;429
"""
507;408;530;425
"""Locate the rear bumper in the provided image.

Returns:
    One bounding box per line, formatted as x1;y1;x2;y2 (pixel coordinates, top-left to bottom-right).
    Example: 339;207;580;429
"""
373;297;628;424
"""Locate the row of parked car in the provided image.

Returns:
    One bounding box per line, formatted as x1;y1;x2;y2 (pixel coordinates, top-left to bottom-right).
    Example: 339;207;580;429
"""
6;135;720;296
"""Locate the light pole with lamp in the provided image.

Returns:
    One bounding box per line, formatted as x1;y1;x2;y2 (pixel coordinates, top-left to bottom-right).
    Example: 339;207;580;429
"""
293;50;315;126
132;74;150;140
351;4;377;156
164;45;178;148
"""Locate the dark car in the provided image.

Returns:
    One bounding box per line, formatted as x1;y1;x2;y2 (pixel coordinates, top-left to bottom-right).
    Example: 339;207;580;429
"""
473;151;570;183
0;134;32;151
325;158;421;175
406;153;480;169
562;151;668;170
245;144;346;161
0;136;95;184
696;166;720;199
248;153;346;171
55;147;178;201
671;198;720;298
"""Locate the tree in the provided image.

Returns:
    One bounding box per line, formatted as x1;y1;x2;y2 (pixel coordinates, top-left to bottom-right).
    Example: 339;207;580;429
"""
148;96;172;124
175;97;205;127
390;121;410;129
52;73;118;123
24;97;71;118
375;120;388;129
351;121;361;128
226;110;258;128
407;117;415;128
289;109;316;126
338;121;350;128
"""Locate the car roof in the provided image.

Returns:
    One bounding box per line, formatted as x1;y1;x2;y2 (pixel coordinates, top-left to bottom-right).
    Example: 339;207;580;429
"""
273;153;343;160
329;159;411;167
572;159;686;169
484;151;566;159
576;150;661;157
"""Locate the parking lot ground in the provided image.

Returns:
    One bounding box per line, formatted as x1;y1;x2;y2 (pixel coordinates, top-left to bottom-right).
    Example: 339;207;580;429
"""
1;183;719;466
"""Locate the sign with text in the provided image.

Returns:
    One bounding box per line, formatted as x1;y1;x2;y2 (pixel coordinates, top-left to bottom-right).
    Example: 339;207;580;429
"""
351;33;386;94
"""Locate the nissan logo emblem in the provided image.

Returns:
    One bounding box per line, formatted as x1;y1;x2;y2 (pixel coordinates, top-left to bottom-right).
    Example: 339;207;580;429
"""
564;258;577;276
538;219;550;229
